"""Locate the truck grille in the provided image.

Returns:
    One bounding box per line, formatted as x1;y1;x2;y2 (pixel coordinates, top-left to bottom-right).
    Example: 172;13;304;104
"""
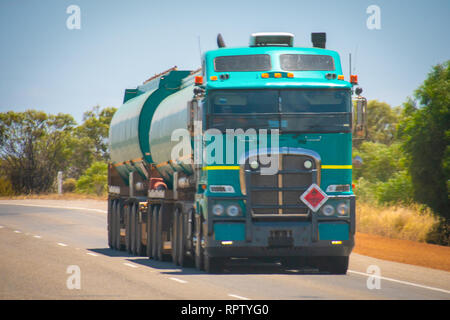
245;154;319;217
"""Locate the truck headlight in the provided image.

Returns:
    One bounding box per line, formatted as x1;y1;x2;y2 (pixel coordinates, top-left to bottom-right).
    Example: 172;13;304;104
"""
337;203;349;215
226;204;241;217
304;160;313;169
212;204;225;216
249;160;259;170
321;204;335;216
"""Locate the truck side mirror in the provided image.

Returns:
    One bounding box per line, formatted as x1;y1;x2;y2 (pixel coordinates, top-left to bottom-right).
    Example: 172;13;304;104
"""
353;93;367;139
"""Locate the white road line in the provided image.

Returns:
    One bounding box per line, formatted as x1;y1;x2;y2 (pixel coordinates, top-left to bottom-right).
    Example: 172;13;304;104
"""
33;235;42;239
0;225;4;229
169;277;188;284
123;262;138;269
57;242;68;247
348;269;450;295
0;202;107;213
14;230;21;233
228;294;250;300
86;252;98;257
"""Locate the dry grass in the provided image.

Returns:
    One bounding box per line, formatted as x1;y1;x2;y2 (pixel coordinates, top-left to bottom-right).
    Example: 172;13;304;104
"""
356;202;440;243
354;232;450;272
0;192;107;201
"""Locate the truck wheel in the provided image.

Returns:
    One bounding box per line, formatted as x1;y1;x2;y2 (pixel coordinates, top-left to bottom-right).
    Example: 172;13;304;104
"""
194;216;203;271
151;205;158;259
156;205;164;261
115;201;122;250
146;205;153;258
203;254;223;274
130;203;137;255
125;204;131;253
316;256;349;275
135;204;143;256
176;208;185;267
111;200;117;250
107;199;113;248
171;208;179;264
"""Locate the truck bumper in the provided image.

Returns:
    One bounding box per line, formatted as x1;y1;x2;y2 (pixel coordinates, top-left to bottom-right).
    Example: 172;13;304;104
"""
205;220;354;258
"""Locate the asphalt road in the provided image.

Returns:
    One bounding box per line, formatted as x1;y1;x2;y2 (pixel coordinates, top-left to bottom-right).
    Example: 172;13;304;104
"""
0;200;449;300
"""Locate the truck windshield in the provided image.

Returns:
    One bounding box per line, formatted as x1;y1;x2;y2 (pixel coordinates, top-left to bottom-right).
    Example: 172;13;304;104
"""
207;89;351;133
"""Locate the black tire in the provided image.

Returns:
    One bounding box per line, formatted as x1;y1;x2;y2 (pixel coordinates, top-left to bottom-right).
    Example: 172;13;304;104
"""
171;208;179;264
203;254;224;274
151;205;159;259
176;209;185;266
125;204;132;253
135;204;143;256
114;201;122;250
111;200;117;250
156;205;163;261
130;203;137;255
316;256;349;275
146;205;153;258
194;215;203;271
107;199;113;248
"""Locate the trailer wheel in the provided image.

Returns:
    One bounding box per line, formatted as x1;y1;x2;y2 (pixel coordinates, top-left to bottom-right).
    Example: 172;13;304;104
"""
125;204;132;253
114;200;122;250
156;205;164;261
111;200;117;250
194;215;203;271
151;205;159;259
107;199;113;249
146;205;153;258
130;203;137;255
171;208;179;264
135;204;143;256
176;208;185;267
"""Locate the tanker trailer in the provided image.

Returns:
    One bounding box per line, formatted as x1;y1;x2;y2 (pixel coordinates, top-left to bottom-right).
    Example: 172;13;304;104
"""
107;32;367;274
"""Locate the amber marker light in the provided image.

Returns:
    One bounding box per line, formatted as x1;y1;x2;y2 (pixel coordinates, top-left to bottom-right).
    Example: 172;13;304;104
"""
195;76;203;85
337;75;345;80
274;73;282;78
261;73;269;78
287;72;294;78
210;75;218;81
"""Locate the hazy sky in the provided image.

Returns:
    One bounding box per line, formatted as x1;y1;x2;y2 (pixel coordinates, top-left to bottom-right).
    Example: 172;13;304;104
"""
0;0;449;123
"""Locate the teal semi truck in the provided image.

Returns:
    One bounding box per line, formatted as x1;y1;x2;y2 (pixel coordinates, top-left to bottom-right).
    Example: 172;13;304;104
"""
107;32;367;274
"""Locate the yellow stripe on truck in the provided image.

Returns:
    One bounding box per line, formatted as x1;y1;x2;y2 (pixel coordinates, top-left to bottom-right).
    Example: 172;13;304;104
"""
202;166;240;171
321;165;352;169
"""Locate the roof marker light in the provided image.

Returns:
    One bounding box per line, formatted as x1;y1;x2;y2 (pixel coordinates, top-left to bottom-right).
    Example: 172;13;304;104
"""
274;73;282;78
287;72;294;78
261;73;269;78
338;75;345;80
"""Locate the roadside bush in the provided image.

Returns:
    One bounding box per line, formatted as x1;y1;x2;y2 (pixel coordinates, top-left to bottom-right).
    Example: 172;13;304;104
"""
356;202;440;242
62;178;77;193
76;162;107;196
0;176;14;196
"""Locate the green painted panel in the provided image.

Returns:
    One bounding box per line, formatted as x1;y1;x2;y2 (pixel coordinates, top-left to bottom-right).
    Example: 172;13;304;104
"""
318;223;349;241
214;223;246;241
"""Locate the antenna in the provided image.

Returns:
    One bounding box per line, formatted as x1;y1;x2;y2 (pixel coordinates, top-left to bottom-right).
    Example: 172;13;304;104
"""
349;53;352;81
197;35;202;66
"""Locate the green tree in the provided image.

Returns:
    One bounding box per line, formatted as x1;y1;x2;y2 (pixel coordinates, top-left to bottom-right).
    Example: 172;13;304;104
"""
0;110;76;194
365;100;402;145
77;105;117;162
76;161;108;195
399;61;450;219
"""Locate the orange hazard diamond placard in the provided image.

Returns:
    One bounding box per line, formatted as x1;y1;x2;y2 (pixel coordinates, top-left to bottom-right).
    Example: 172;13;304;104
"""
300;183;328;212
